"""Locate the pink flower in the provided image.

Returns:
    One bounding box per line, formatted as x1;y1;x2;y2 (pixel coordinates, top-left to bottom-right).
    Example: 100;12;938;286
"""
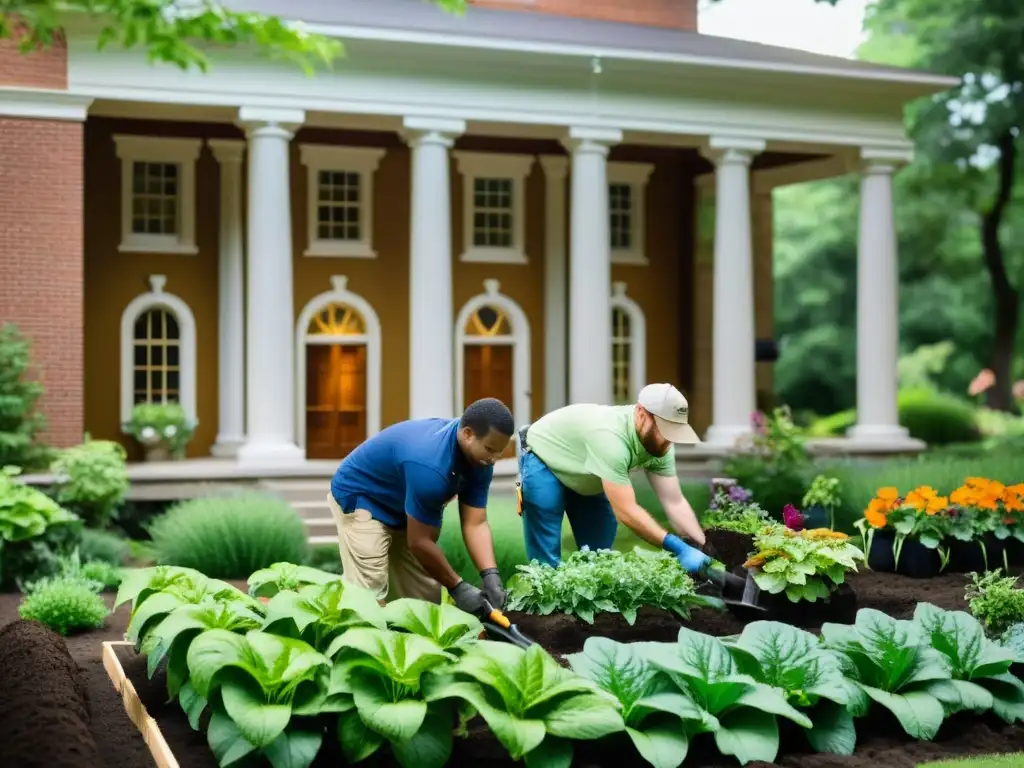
783;504;806;531
751;411;766;432
968;368;996;396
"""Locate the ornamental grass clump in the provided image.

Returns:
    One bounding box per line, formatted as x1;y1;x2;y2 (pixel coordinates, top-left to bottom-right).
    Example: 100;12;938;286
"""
743;527;865;602
507;546;721;624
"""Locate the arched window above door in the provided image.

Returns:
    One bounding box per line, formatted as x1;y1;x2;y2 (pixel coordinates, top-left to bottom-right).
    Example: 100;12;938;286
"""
464;304;512;338
307;302;367;337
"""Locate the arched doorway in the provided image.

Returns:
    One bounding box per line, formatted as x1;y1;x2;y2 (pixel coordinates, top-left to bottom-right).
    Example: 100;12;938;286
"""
456;279;531;460
296;276;382;459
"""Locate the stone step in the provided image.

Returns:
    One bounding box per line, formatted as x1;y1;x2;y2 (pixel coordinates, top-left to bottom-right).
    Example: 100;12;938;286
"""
303;517;338;539
308;535;339;546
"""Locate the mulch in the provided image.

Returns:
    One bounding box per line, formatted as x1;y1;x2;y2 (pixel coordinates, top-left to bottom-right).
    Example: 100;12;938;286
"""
1;571;1023;767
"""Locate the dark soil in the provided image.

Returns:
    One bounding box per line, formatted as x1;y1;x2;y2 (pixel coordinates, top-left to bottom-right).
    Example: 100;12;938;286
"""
0;619;101;767
705;528;756;571
4;571;1024;767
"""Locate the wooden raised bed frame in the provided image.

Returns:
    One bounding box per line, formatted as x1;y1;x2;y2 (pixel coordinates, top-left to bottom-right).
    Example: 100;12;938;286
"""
102;640;180;768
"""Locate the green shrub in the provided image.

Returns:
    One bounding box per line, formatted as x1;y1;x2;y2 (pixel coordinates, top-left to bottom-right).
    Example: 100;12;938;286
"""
0;466;82;588
810;388;981;446
79;528;130;565
18;576;109;635
0;323;51;470
147;491;310;579
50;439;130;528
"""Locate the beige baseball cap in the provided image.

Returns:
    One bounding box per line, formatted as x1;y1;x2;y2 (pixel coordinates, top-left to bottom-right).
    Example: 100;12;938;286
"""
638;383;701;444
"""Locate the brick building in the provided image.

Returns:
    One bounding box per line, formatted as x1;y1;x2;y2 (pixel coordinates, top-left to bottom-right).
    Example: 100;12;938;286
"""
0;0;957;467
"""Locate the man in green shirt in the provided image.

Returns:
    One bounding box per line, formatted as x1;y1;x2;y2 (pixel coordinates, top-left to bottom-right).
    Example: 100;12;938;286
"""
517;383;710;574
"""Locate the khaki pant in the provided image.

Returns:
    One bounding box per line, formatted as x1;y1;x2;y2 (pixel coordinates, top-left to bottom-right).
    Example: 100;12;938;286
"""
327;492;441;604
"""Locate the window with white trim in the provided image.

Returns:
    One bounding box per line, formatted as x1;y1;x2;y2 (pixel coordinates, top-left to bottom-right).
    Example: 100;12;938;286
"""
299;145;385;258
453;151;534;264
113;135;201;255
610;281;646;404
608;162;654;266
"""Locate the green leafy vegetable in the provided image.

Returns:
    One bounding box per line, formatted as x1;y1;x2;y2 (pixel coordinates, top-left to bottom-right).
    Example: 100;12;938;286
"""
913;602;1024;723
965;570;1024;638
567;637;709;768
722;621;858;754
821;608;950;740
262;579;386;651
642;627;813;765
507;547;721;625
248;562;343;598
744;527;865;602
383;598;483;652
424;639;625;768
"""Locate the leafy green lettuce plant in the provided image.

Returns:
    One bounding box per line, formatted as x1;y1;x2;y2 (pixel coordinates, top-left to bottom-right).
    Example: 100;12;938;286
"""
566;636;715;768
913;602;1024;724
262;579;386;652
507;546;720;625
249;562;343;597
324;627;463;768
721;621;859;755
382;598;483;653
820;608;952;740
641;627;813;765
187;629;331;767
423;639;625;768
743;527;865;602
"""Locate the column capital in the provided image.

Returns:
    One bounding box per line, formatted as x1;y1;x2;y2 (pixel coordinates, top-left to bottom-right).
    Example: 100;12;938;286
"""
207;138;246;164
539;155;569;180
859;146;914;175
561;126;622;156
236;106;305;139
701;136;766;167
401;117;465;149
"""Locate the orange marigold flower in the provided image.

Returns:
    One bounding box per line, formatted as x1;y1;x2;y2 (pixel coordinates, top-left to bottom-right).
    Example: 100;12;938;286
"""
906;486;937;511
966;477;990;491
925;495;948;516
877;487;899;503
951;486;978;507
865;498;889;529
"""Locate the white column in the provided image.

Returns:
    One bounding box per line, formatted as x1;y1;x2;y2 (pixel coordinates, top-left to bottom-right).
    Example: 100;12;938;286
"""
235;107;305;465
208;139;246;458
701;137;765;448
563;127;621;405
848;149;921;447
402;117;465;420
540;155;568;413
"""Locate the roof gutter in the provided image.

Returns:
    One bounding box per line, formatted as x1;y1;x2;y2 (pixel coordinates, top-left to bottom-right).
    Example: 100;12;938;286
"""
299;21;961;92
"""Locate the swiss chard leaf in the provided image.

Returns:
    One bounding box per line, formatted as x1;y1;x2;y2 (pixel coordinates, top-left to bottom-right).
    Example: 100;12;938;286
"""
262;580;386;651
248;562;343;598
423;639;625;765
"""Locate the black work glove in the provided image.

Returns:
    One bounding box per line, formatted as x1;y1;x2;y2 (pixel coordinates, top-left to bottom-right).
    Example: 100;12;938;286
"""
449;580;488;616
480;567;507;610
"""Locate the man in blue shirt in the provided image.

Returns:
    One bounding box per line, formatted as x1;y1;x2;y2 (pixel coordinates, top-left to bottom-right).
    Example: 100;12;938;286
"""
327;398;515;615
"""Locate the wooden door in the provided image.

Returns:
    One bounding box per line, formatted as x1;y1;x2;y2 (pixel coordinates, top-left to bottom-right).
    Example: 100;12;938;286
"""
463;343;516;459
305;344;367;459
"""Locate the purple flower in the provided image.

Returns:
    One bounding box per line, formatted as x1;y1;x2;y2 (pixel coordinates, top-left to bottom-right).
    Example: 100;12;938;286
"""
728;485;753;504
783;504;806;531
751;411;766;431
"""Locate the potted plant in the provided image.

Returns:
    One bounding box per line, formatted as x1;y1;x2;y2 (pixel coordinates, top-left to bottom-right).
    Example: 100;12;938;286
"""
699;482;772;570
855;485;950;578
121;403;196;461
948;477;1023;571
740;525;865;625
801;474;841;530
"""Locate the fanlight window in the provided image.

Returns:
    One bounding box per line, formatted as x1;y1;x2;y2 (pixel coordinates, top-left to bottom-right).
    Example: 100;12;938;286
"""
612;306;632;405
307;303;366;336
464;305;512;337
133;308;181;404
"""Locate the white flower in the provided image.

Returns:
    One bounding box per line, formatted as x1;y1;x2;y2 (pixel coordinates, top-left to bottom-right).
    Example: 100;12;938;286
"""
141;426;158;440
164;425;178;438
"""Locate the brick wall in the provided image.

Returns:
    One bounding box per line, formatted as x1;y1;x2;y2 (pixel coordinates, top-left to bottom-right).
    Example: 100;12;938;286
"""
0;35;83;448
470;0;698;31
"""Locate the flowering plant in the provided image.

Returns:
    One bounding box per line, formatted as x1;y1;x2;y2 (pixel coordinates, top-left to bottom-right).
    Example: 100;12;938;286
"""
854;485;951;570
742;527;865;602
950;478;1024;545
122;402;197;459
701;482;772;535
783;504;806;531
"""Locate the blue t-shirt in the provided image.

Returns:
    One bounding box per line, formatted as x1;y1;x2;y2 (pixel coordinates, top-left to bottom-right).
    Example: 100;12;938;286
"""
330;418;493;529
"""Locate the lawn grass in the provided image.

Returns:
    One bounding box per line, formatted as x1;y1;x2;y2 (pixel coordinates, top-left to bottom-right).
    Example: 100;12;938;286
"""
915;754;1024;767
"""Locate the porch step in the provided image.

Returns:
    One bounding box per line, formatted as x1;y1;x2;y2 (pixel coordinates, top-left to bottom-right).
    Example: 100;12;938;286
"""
259;479;331;505
303;517;339;540
309;535;340;546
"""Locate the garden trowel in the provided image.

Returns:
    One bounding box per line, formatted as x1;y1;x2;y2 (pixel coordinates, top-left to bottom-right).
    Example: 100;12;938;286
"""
703;566;768;617
479;604;539;649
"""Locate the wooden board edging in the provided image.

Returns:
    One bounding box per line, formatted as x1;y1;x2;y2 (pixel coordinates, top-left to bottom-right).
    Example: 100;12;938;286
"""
102;640;180;768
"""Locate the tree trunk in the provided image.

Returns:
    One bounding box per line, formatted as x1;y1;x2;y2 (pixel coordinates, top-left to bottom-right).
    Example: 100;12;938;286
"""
982;131;1019;412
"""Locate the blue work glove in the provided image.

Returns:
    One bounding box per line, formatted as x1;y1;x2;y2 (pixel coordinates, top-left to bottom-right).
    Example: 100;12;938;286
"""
663;533;711;577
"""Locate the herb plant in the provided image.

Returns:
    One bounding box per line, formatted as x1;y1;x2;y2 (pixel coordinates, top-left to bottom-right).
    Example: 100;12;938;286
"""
507;547;720;625
700;484;772;535
743;527;865;602
965;570;1024;638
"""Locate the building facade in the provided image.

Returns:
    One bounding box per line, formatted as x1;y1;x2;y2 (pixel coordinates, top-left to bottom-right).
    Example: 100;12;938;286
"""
0;0;957;465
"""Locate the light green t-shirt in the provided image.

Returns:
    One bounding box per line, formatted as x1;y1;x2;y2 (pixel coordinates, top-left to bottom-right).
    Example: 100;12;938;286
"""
525;404;676;496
